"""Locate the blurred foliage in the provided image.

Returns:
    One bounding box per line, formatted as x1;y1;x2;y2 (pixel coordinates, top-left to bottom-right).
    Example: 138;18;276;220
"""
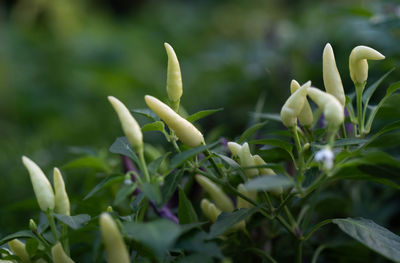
1;0;400;252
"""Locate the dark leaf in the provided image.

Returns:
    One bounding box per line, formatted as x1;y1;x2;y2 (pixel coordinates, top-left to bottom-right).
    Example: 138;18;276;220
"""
238;121;267;144
186;108;223;123
53;214;91;230
244;175;293;191
178;187;198;224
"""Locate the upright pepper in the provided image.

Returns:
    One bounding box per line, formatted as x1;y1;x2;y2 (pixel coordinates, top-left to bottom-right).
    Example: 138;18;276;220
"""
349;45;385;85
53;168;70;216
195;175;234;212
99;213;130;263
280;81;311;128
22;156;55;212
164;43;183;111
290;79;313;127
237;143;259;178
8;239;30;263
323;43;345;106
108;96;143;153
200;198;221;223
51;243;75;263
145;95;204;147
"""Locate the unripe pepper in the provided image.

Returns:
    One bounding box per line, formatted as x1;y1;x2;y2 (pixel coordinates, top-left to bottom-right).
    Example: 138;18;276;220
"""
307;87;344;128
53;168;70;216
99;213;130;263
236;184;257;209
227;142;242;157
22;156;55;212
8;239;30;263
108;96;143;152
144;95;204;147
252;155;275;176
200;198;221;223
280;81;311;128
349;45;385;85
290;80;313;127
237;143;259;178
51;243;75;263
195;175;234;212
323;43;346;106
164;43;183;109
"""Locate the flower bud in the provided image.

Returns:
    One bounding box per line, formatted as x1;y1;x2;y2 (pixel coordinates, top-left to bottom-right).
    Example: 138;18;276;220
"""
29;219;37;231
238;143;259;178
349;45;385;85
108;96;143;152
307;87;344;128
236;184;257;209
200;199;221;223
164;43;183;104
106;206;113;213
22;156;55;212
252;155;275;175
51;243;75;263
53;168;70;216
8;239;30;263
281;81;311;128
290;80;313;127
195;175;234;212
144;95;204;147
323;43;345;106
99;213;130;263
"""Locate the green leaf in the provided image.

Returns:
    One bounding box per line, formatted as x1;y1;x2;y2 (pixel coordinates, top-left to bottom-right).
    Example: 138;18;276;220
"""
333;217;400;262
148;153;170;176
25;237;39;257
109;137;139;164
178;187;198;224
0;230;36;245
54;214;91;230
175;231;222;259
63;156;109;172
123;219;181;256
141;121;165;133
186;108;223;123
83;175;124;200
141;183;162;205
365;81;400;133
169;141;219;170
362;68;394;105
312;138;368;149
161;169;184;205
114;183;137;205
132;108;160;121
237;121;267;144
252;113;281;122
244;175;293;191
208;208;259;238
346;94;357;124
250;139;295;163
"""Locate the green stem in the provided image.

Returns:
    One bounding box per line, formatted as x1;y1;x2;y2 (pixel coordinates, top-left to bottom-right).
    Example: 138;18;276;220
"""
341;122;347;139
276;215;297;238
355;82;365;137
296;240;303;263
203;148;224;178
46;210;58;241
136;198;149;222
284;205;297;229
275;192;295;216
138;149;150;183
304;219;332;241
32;229;51;248
61;223;70;255
311;245;327;263
292;126;305;190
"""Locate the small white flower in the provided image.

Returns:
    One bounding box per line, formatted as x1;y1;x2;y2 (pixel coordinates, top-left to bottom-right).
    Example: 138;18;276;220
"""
315;148;334;170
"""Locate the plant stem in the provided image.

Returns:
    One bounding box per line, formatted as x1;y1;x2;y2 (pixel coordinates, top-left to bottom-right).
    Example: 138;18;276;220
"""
61;223;70;255
276;215;297;238
355;82;365;137
46;210;58;241
341;122;347;139
311;245;327;263
292;126;305;190
296;240;303;263
138;149;150;183
203;149;224;178
304;219;332;241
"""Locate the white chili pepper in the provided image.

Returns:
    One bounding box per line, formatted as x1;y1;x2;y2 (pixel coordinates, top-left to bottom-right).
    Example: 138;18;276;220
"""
280;81;311;128
195;175;234;212
164;43;183;106
51;243;75;263
53;168;70;216
349;45;385;85
290;80;313;127
323;43;345;106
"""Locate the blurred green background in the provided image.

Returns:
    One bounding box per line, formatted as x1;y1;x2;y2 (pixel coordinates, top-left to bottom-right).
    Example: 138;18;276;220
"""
1;0;400;257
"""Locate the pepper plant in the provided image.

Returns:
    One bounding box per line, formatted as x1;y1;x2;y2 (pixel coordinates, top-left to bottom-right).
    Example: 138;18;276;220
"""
1;42;400;263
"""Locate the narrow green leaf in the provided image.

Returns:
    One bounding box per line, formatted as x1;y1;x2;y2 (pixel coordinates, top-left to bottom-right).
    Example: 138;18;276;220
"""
169;141;219;170
141;183;162;205
141;121;165;133
238;121;267;144
362;68;394;105
123;219;181;256
208;208;259;238
83;175;124;200
161;169;184;205
148;153;170;176
312;138;368;148
109;137;139;164
62;156;109;172
178;187;198;224
53;214;91;230
251;113;281;122
250;139;292;153
244;175;293;191
186;108;223;123
346;94;357;123
132;108;160;121
114;183;137;205
333;217;400;262
0;231;36;245
25;238;39;257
